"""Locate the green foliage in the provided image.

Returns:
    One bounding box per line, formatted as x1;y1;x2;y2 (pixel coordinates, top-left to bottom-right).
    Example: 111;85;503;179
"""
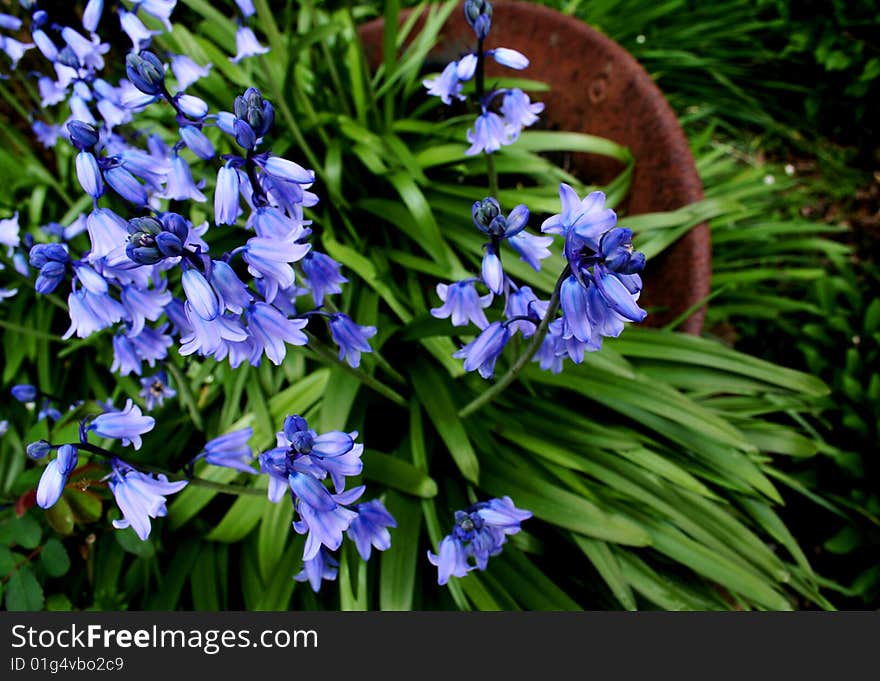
0;0;867;612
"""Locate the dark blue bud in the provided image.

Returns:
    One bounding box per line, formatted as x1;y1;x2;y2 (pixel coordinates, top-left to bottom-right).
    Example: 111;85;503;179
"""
12;384;38;402
125;232;162;265
29;243;69;268
233;118;256;150
66;120;99;151
472;196;502;233
35;260;67;294
464;0;492;38
27;440;52;460
622;251;646;274
127;216;163;236
155;231;183;257
57;46;80;69
258;101;275;137
125;51;166;95
599;228;636;271
32;10;48;28
160;212;189;241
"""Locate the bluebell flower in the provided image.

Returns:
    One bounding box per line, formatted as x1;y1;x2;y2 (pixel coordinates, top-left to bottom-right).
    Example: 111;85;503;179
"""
592;264;647;323
258;155;315;185
182;268;221;321
294;549;338;593
63;286;126;339
0;212;19;256
260;414;364;502
1;36;33;69
0;13;22;31
121;282;172;335
243;236;310;303
88;399;155;450
33;121;61;148
463;0;492;39
108;458;187;540
428;496;531;585
119;10;159;51
27;440;52;460
504;285;546;338
431;280;492;329
171;54;211;90
422;61;466;105
301;251;347;306
138;371;176;410
74;150;104;198
12;384;38;403
481;244;505;295
214;164;241;225
472;197;529;238
509;231;553;270
179;305;247;358
32;29;57;61
39;77;68;107
139;0;177;32
453;320;510;379
428;536;471;586
36;445;78;509
60;27;107;71
560;275;594;343
488;48;529;70
541;184;617;245
329;313;376;368
37;400;62;423
347;499;396;561
210;260;252;313
179;125;214;160
230;26;269;64
125;50;165;95
82;0;104;33
194;427;255;474
86;208;129;261
294;484;363;560
162;155;206;202
235;0;257;17
35;260;66;294
500;88;544;129
245;302;309;365
466;110;514;156
105;165;149;205
175;93;209;119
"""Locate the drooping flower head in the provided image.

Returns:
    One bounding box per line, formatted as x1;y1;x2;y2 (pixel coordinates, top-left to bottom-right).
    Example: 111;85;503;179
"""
428;496;531;585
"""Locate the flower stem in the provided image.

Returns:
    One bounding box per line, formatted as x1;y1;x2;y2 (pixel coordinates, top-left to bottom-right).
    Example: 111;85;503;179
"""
457;265;570;419
67;443;266;497
305;334;408;407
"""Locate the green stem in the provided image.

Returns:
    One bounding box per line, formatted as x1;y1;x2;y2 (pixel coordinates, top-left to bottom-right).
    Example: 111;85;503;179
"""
486;152;499;198
67;443;265;497
458;266;570;419
305;334;408;407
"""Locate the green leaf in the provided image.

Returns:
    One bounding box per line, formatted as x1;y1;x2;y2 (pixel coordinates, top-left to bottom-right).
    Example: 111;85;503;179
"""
379;491;421;611
411;363;480;483
5;567;44;611
205;481;267;543
40;538;70;578
573;535;637;610
114;528;155;559
361;450;437;498
12;512;42;549
257;499;294;582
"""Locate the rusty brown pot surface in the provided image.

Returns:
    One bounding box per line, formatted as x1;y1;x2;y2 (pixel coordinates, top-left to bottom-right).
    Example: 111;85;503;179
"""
358;1;711;334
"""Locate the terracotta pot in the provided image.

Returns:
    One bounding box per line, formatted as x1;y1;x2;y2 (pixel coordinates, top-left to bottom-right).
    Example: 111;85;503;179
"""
358;0;711;334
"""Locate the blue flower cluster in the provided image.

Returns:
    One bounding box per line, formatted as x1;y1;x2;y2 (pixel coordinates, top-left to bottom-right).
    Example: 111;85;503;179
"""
439;185;647;378
2;3;376;376
429;496;531;585
24;383;395;585
259;415;396;592
422;0;544;155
